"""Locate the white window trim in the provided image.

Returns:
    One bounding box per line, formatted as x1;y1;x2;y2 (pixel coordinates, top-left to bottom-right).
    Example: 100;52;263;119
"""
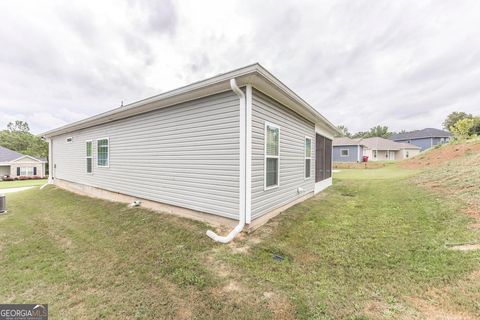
96;137;110;168
264;121;280;190
66;137;73;143
20;167;34;176
86;140;93;174
340;149;349;157
304;136;312;180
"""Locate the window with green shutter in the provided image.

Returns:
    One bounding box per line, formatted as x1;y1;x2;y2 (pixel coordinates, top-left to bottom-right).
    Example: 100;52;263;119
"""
264;122;280;189
86;140;93;173
97;138;109;167
305;137;312;179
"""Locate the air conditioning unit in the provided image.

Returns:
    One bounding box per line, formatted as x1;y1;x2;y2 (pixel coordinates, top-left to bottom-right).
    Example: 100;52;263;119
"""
0;194;6;213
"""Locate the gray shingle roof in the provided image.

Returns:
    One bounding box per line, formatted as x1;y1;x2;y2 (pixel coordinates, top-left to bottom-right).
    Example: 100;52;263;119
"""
390;128;452;140
332;137;364;146
0;146;24;162
360;137;421;150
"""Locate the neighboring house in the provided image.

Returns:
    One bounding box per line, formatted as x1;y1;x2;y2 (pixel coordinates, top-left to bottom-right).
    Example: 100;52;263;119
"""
361;137;421;161
333;137;365;162
39;64;339;240
0;146;47;178
389;128;452;151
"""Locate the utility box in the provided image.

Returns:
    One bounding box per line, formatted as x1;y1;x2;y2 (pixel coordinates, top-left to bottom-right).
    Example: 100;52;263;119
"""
0;194;5;213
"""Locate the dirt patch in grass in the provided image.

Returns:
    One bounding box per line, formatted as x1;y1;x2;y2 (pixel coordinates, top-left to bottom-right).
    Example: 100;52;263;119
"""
334;162;387;169
400;141;480;169
448;243;480;251
407;270;480;320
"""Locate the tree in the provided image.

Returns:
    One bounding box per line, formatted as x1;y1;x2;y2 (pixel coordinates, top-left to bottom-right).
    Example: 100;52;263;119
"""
7;120;30;132
470;116;480;136
352;131;368;138
442;112;473;131
335;125;351;138
450;118;475;138
363;125;391;138
0;121;48;158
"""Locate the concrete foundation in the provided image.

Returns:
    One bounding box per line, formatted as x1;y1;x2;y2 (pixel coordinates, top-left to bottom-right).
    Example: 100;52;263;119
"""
53;178;317;233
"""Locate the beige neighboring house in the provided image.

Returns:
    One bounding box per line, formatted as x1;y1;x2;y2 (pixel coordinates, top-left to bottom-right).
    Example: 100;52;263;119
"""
0;146;47;178
361;137;421;161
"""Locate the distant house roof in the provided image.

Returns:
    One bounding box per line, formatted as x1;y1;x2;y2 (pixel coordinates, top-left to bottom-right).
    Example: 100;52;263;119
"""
0;146;45;163
0;146;24;162
333;137;364;147
390;128;452;141
361;137;421;151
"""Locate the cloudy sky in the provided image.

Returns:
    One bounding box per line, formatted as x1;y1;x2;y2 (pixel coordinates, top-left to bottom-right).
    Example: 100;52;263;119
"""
1;0;479;134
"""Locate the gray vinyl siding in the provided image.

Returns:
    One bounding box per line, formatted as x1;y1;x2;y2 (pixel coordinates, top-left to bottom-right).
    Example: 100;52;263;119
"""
333;145;360;162
394;138;432;151
251;89;315;219
51;91;240;219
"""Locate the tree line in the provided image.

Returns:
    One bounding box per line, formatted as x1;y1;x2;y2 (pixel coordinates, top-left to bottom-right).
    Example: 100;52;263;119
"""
0;121;48;158
336;111;480;139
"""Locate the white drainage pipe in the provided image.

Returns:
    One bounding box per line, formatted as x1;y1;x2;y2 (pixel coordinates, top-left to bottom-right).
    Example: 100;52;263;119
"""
206;79;246;243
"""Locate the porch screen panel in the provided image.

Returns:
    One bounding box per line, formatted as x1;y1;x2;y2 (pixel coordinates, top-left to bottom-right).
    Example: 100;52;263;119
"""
315;134;325;182
324;138;332;179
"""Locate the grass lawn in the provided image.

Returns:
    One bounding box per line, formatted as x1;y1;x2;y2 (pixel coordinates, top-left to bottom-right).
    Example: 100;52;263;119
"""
334;165;419;180
0;167;479;318
0;179;47;189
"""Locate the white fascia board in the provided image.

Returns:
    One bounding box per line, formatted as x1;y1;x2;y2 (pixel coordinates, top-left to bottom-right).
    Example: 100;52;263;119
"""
10;155;46;163
39;63;339;138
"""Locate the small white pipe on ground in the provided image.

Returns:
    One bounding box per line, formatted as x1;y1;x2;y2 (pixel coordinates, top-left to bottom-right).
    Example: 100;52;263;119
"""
206;78;246;243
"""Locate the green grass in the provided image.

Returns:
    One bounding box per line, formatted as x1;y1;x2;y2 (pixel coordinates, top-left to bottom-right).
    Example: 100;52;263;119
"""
0;166;479;318
219;175;480;318
334;165;419;180
0;179;47;189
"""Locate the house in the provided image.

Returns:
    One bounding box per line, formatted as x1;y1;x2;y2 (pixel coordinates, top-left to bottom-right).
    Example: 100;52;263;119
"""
332;137;365;162
39;63;339;242
0;146;47;178
361;137;421;161
389;128;451;151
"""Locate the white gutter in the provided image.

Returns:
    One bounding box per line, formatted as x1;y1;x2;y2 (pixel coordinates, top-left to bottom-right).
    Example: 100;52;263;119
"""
206;79;247;243
40;138;54;190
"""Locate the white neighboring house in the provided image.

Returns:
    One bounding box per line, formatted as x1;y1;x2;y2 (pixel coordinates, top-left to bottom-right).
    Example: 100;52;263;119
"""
361;137;421;161
0;146;47;178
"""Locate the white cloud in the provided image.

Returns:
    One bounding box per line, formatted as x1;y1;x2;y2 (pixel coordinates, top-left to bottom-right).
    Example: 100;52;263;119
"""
0;0;479;134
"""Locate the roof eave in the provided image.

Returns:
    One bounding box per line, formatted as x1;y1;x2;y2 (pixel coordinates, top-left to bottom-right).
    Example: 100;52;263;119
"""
38;63;339;138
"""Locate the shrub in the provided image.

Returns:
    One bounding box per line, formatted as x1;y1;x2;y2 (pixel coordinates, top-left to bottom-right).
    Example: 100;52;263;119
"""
450;118;475;139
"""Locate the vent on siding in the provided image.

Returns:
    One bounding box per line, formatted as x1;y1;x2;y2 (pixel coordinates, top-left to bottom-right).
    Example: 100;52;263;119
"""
66;137;73;143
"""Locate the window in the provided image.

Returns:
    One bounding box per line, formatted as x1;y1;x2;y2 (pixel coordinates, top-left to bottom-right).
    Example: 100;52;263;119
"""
340;149;349;157
305;137;312;179
97;138;109;167
265;122;279;189
20;167;34;176
86;140;93;173
66;137;73;143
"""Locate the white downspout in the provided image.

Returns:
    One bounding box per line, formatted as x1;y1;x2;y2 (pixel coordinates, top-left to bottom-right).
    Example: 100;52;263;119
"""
206;79;246;243
40;138;54;190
